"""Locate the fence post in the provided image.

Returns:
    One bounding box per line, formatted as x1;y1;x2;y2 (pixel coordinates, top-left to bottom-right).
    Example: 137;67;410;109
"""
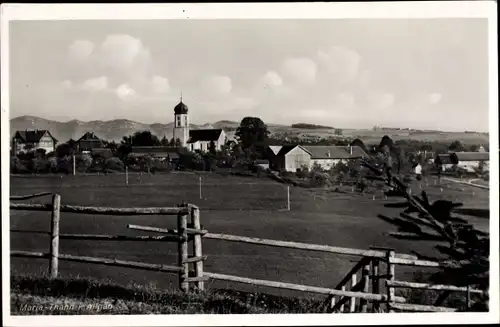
349;272;357;312
386;250;396;312
191;205;204;291
49;194;61;279
125;166;129;185
72;154;76;176
199;177;202;200
177;206;189;292
287;185;290;211
371;259;380;312
360;262;371;313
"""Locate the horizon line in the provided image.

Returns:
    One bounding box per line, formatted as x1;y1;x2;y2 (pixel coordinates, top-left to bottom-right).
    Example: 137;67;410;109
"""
8;114;489;135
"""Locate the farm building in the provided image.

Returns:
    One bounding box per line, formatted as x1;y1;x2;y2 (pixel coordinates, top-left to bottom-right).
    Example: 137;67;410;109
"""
129;146;180;162
434;151;489;172
77;132;104;152
187;129;226;152
172;97;227;152
273;145;368;172
11;129;58;155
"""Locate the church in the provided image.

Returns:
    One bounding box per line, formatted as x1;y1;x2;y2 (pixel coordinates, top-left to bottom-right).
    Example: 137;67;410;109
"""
173;98;227;153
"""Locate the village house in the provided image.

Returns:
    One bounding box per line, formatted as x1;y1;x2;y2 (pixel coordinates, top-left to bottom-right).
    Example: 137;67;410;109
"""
76;132;104;153
187;129;226;152
434;151;489;173
272;145;368;172
129;146;180;163
171;97;227;152
11;129;58;155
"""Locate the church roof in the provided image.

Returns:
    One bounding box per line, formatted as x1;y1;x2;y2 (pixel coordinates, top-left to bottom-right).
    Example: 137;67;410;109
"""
187;129;223;143
174;101;188;115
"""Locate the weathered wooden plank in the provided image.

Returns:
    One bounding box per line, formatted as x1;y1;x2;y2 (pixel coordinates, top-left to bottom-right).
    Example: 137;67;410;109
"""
331;281;364;312
204;272;406;303
49;194;61;279
178;213;189;292
203;233;417;260
10;192;53;201
389;302;457;312
127;224;207;235
335;257;370;290
185;276;210;282
386;280;485;294
389;257;441;267
349;273;357;312
182;255;207;264
10;203;188;216
360;263;371;313
59;234;184;242
11;250;49;258
191;207;205;291
58;254;182;273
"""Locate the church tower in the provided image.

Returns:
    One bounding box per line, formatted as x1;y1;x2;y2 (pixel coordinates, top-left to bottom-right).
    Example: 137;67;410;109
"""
173;95;189;147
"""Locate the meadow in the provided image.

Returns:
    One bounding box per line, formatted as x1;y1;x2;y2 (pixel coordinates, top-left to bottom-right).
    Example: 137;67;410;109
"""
9;172;489;300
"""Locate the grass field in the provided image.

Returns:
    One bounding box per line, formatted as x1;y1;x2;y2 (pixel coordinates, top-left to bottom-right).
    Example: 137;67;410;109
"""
9;172;490;301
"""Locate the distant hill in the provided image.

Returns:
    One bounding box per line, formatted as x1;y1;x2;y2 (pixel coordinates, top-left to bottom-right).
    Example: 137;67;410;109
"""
9;115;489;146
291;123;334;129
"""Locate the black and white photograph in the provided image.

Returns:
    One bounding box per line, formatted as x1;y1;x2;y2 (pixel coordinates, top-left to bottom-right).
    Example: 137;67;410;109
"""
1;2;498;326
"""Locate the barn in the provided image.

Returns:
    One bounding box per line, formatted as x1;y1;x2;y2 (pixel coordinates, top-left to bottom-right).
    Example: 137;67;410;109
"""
273;145;368;172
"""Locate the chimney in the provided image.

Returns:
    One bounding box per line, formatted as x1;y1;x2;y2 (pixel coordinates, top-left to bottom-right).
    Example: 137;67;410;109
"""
326;151;331;158
349;146;352;155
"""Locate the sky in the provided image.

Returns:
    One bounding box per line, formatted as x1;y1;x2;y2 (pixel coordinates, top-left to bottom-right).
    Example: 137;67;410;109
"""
8;18;490;132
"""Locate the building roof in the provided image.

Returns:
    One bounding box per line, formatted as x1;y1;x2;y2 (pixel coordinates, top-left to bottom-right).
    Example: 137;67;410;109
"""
453;151;489;162
78;132;102;142
300;145;368;159
434;153;455;165
13;129;58;143
90;148;114;158
268;145;283;155
187;129;223;143
276;145;300;156
129;146;180;159
174;100;189;115
131;146;179;154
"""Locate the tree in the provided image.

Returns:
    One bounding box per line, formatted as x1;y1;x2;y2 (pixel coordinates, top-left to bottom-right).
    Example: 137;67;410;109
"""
235;117;270;159
379;135;394;150
361;159;489;311
208;140;217;155
169;137;176;146
122;131;161;147
449;140;466;152
77;153;93;173
55;143;75;158
350;138;368;153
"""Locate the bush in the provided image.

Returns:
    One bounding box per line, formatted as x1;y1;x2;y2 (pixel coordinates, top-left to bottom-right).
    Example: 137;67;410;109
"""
309;171;332;188
105;157;125;172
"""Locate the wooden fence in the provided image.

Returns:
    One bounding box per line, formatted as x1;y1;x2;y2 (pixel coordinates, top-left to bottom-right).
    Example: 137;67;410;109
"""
10;193;486;313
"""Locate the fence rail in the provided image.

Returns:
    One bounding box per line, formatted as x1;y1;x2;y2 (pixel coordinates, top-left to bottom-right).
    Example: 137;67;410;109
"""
10;192;485;313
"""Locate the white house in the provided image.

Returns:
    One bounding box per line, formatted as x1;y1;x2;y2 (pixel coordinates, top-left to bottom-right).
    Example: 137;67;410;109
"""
11;129;58;155
273;145;369;172
187;129;226;152
435;151;489;173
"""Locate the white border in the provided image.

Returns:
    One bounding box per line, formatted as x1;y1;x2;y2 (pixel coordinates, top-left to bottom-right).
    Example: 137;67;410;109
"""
1;2;498;326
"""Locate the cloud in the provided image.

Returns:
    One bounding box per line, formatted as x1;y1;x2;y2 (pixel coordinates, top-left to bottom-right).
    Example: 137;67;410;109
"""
115;84;136;100
369;92;395;109
201;75;232;95
281;57;317;85
98;34;151;74
317;46;361;84
428;92;442;105
81;76;108;92
334;92;356;108
150;76;170;94
68;40;95;62
61;80;73;89
261;70;283;88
